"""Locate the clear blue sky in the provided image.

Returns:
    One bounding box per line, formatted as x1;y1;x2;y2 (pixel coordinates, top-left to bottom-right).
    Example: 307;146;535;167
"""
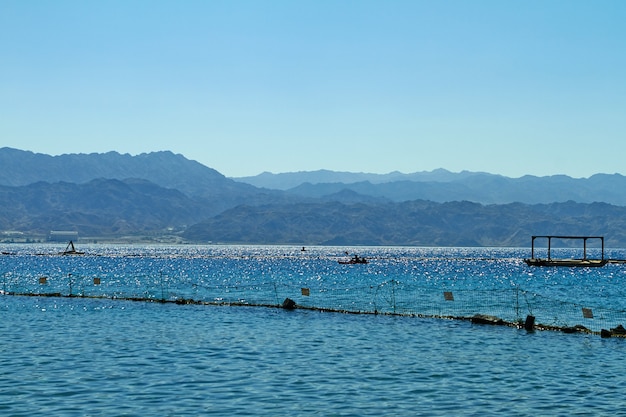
2;1;625;178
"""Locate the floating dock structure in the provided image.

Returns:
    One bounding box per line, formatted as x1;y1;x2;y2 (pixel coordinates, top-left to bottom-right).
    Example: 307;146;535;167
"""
524;235;608;267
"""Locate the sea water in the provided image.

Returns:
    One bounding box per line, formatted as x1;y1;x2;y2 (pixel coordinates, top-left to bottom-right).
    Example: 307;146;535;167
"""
2;244;626;416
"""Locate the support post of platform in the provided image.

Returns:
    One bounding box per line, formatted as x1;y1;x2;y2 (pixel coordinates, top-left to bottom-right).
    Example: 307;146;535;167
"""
602;237;605;260
584;238;587;260
547;237;551;260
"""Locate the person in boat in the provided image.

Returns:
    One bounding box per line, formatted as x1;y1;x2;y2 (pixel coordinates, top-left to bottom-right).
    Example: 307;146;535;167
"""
351;254;367;263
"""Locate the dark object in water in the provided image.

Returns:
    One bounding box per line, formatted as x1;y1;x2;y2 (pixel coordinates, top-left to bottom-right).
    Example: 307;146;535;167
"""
562;325;589;334
338;254;368;264
282;298;296;310
610;324;626;335
60;240;85;255
471;314;504;325
524;315;535;331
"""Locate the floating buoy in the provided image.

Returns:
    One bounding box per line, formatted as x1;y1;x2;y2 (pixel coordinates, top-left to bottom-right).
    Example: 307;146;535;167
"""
610;324;626;335
282;298;296;310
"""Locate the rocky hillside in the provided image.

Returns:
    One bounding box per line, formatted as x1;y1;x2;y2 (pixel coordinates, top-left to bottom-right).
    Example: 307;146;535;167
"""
2;148;626;246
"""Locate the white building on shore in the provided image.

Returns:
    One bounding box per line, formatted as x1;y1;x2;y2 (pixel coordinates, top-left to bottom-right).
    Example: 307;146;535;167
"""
48;231;79;242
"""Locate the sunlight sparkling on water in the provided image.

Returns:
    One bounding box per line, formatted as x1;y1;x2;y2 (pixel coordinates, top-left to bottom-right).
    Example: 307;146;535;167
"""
2;244;626;415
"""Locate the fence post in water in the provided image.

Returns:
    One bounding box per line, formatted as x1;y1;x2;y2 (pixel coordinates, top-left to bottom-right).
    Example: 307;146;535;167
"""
524;315;535;331
68;273;73;296
159;272;163;301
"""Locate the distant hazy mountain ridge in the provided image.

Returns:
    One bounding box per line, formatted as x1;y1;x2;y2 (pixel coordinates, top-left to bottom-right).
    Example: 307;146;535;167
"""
0;178;206;236
0;147;230;193
2;147;626;246
235;170;626;206
0;147;283;215
234;168;479;189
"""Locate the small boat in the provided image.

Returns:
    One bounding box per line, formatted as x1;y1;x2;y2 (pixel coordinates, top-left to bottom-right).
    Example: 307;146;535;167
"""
338;254;368;264
59;240;85;255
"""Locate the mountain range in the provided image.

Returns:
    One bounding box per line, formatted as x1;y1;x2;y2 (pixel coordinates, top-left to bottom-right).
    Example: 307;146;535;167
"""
2;147;626;247
235;170;626;206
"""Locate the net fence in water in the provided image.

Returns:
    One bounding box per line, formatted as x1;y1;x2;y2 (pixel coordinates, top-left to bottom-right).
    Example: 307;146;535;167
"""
3;273;626;337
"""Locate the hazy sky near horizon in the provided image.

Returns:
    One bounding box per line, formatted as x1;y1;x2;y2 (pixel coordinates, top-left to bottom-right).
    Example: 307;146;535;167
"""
2;1;625;178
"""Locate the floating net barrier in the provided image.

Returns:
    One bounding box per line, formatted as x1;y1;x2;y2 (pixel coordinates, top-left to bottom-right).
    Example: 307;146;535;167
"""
3;273;626;338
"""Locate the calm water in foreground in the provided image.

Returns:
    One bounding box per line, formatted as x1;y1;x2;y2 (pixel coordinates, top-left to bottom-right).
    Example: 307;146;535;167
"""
2;244;626;416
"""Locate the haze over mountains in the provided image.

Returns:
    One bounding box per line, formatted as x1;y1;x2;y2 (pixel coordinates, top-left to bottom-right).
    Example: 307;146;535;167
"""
2;147;626;247
235;170;626;205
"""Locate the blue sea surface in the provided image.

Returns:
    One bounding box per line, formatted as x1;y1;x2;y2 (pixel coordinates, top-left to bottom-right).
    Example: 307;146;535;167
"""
2;245;626;416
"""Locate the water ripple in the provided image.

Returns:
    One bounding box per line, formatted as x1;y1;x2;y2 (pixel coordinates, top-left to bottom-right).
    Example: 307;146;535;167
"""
2;245;626;415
